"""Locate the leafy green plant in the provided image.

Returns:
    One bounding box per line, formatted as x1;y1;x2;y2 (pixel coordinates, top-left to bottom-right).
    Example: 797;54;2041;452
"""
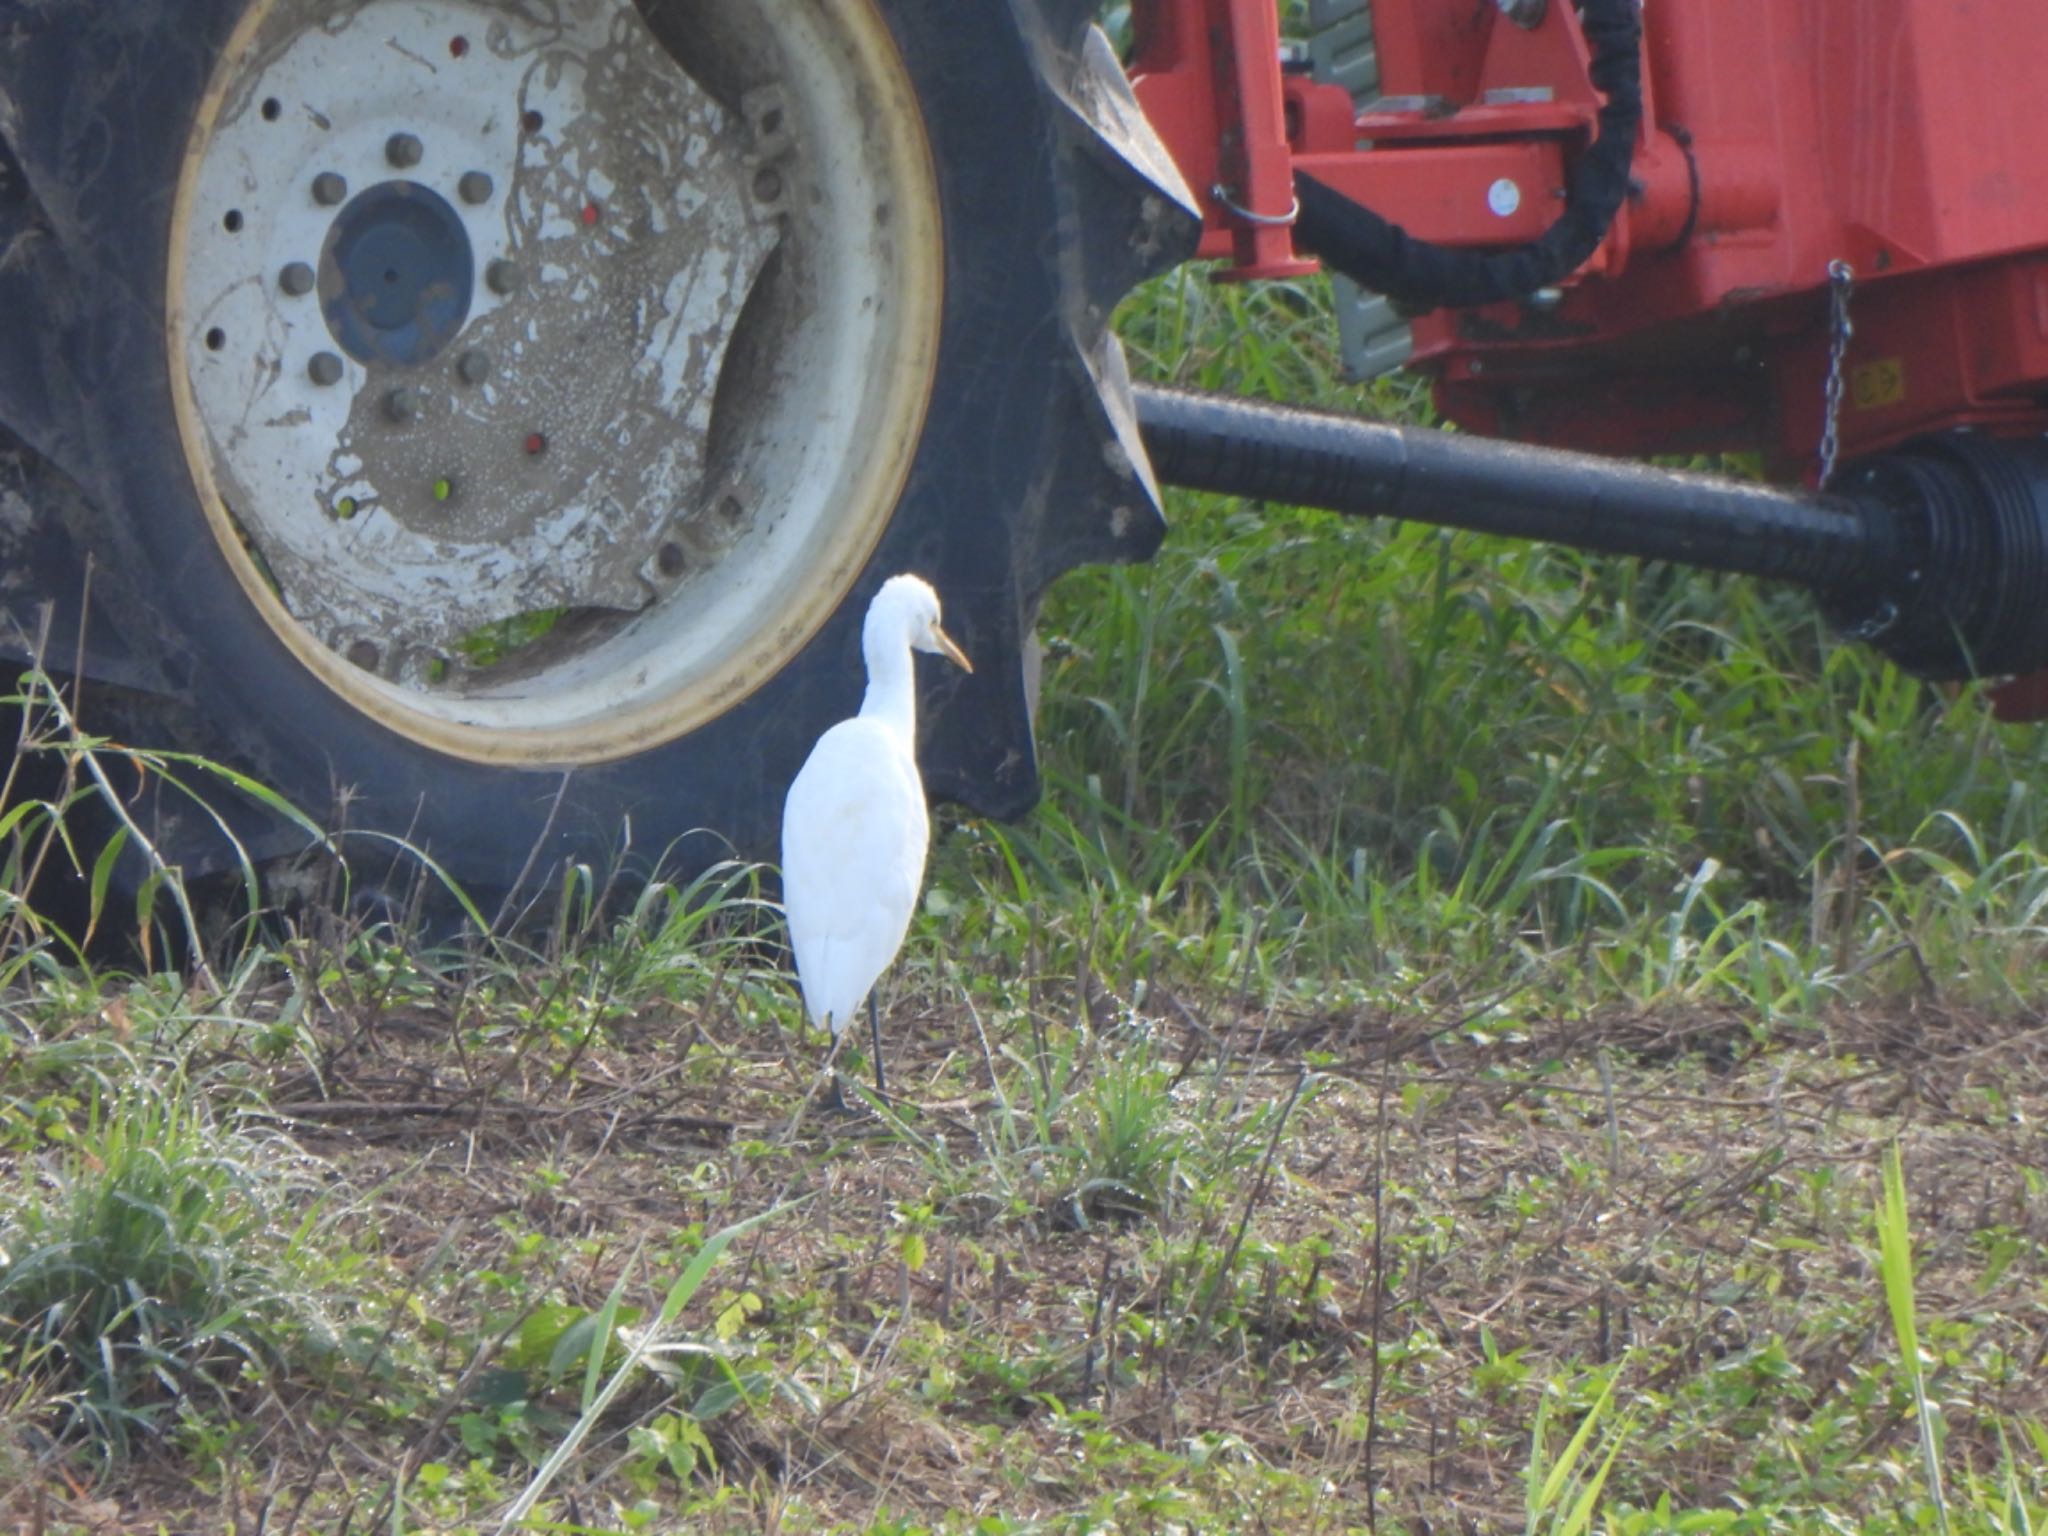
496;1204;793;1530
1524;1365;1633;1536
0;1066;332;1458
1069;1033;1183;1222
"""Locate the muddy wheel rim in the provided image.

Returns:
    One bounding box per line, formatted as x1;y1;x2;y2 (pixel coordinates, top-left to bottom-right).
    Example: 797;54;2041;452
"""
169;0;940;764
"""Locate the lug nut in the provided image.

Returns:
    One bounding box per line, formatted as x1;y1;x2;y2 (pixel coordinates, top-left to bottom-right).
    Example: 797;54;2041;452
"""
458;350;491;385
752;167;783;202
308;351;344;386
656;541;686;578
384;387;418;423
346;639;380;671
458;170;494;205
485;259;522;295
385;132;424;169
311;171;348;206
279;261;315;296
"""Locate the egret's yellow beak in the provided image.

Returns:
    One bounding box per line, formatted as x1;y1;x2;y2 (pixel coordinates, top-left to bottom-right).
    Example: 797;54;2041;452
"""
931;623;972;673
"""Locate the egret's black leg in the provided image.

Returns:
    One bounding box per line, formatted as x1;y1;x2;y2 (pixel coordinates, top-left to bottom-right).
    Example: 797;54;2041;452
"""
868;991;887;1097
823;1071;851;1115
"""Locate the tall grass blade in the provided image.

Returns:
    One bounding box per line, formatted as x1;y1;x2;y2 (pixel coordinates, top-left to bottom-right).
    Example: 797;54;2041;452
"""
1877;1140;1950;1536
496;1203;790;1531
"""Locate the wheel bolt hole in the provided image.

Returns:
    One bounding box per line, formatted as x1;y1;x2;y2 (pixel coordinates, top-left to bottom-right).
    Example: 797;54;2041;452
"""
718;494;743;521
752;168;782;202
223;209;244;233
346;640;380;671
656;542;685;578
760;108;784;137
260;97;282;122
521;109;544;135
204;327;226;352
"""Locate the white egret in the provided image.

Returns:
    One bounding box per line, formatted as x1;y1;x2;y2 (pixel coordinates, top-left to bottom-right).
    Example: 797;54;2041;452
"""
782;573;972;1110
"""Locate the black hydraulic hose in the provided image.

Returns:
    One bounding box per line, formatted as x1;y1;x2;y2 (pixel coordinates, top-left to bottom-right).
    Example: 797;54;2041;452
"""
1292;0;1643;310
1134;385;1894;591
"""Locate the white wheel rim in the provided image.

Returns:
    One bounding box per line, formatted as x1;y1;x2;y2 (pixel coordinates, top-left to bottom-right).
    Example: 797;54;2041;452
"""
169;0;941;764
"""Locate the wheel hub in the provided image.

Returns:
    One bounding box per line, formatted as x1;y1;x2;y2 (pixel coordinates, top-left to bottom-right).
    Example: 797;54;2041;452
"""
320;182;475;367
170;0;942;763
176;0;784;679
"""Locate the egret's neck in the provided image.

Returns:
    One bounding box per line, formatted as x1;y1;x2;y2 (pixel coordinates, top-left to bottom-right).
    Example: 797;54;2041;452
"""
858;631;918;744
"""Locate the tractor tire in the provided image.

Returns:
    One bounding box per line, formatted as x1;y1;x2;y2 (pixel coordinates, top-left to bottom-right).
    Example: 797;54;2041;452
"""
0;0;1198;904
1305;0;1413;381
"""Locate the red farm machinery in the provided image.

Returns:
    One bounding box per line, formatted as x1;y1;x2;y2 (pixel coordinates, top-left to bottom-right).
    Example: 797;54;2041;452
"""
1;0;2045;901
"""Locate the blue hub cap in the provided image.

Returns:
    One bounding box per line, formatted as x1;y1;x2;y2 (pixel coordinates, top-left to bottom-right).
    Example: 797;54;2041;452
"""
318;180;473;366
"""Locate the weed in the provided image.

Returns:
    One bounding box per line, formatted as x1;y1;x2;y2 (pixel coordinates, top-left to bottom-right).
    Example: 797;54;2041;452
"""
0;1065;332;1459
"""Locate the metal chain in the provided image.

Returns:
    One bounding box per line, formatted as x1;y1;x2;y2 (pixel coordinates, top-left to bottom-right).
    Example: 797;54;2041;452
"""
1816;259;1855;487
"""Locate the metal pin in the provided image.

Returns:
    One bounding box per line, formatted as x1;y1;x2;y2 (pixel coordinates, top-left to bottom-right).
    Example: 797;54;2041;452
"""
309;351;344;386
384;387;418;423
312;171;348;206
386;132;424;169
458;170;493;205
458;350;491;385
279;261;315;296
485;259;522;296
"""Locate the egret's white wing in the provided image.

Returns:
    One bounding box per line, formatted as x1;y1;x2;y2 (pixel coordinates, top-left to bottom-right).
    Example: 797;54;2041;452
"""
781;717;930;1034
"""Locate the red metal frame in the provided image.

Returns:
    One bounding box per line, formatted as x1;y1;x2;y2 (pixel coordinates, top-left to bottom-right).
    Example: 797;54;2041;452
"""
1128;0;2048;482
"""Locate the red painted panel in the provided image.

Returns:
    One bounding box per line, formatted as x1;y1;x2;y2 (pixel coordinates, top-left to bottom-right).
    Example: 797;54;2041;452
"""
1132;0;2048;464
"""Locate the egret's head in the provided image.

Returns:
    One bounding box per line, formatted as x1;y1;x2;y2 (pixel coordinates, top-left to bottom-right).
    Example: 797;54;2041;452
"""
869;573;972;672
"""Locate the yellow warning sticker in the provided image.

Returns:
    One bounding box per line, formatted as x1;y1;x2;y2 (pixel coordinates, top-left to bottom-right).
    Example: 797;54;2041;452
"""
1851;358;1906;410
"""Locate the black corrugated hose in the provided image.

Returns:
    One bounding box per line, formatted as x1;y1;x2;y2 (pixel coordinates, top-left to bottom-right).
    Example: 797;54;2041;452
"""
1292;0;1643;311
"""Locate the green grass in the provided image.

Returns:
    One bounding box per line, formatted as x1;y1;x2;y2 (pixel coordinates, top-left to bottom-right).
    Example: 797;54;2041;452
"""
7;261;2048;1532
945;267;2048;1019
0;1059;336;1460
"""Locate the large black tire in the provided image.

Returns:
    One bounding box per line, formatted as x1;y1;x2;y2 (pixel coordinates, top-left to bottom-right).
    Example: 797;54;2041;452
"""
0;0;1197;901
